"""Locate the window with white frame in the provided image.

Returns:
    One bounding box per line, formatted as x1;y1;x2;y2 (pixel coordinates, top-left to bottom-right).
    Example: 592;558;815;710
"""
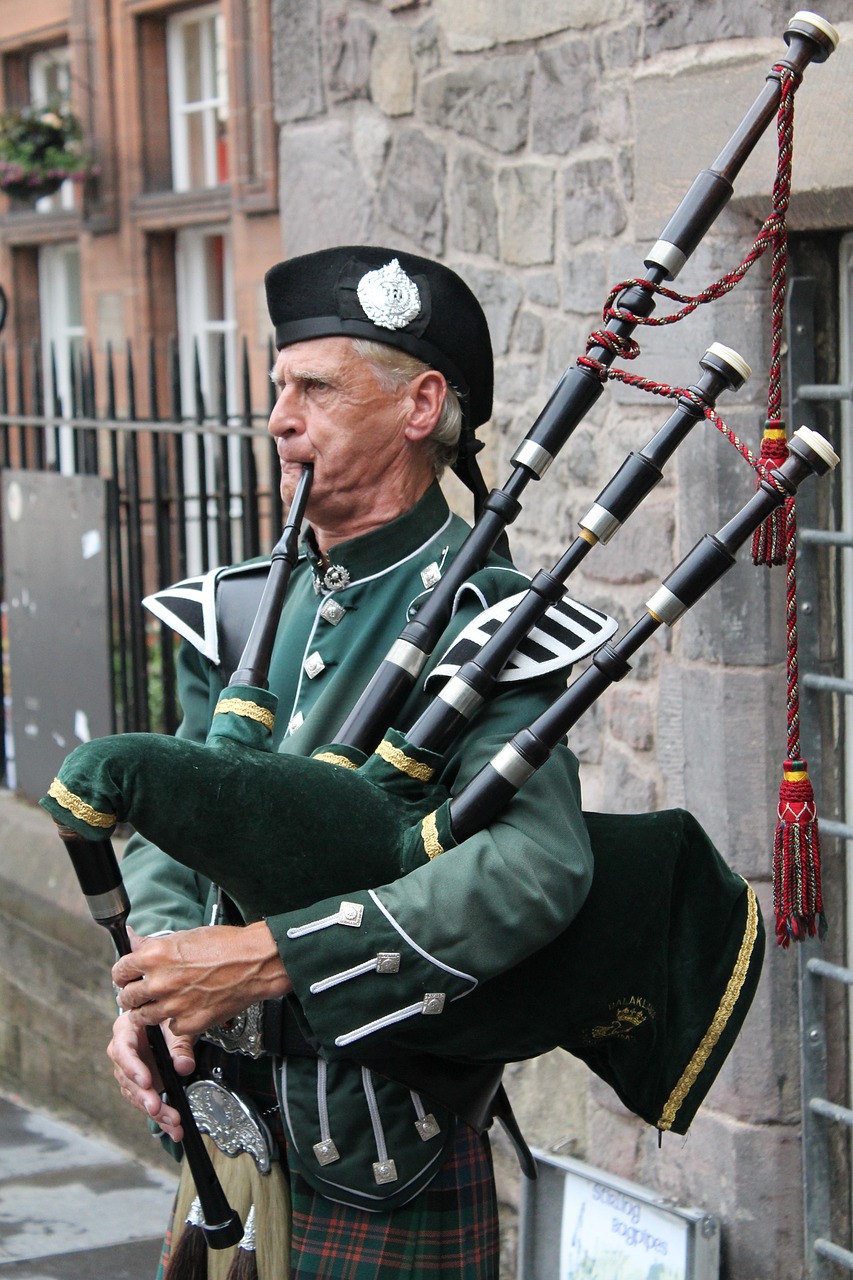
29;46;76;213
175;226;239;570
38;241;85;471
167;5;229;192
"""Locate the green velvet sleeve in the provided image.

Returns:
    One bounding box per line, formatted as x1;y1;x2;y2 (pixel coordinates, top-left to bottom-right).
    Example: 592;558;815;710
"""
121;642;222;936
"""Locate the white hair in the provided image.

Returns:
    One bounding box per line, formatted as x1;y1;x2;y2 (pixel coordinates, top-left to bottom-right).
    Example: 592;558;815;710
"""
351;338;463;478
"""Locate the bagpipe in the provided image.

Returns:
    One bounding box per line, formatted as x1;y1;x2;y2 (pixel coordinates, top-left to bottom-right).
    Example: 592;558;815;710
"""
39;6;840;1257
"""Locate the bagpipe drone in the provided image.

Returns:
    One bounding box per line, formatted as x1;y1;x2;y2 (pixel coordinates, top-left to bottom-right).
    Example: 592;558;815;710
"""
40;7;841;1249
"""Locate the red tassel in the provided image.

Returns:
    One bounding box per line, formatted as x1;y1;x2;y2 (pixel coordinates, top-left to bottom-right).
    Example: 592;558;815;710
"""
752;421;789;566
773;759;826;947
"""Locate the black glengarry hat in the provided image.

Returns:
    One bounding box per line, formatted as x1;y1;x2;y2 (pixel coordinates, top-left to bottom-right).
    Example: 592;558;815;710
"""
264;246;494;432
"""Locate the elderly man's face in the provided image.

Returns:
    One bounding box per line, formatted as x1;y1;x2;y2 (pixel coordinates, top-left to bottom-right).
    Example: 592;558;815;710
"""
268;336;438;548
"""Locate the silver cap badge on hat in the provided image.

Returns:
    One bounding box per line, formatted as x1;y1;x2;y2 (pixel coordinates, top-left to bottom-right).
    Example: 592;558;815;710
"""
357;259;421;331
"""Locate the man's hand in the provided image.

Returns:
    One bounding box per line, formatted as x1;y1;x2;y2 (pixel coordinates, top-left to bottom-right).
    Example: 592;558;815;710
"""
108;1009;195;1141
112;921;291;1037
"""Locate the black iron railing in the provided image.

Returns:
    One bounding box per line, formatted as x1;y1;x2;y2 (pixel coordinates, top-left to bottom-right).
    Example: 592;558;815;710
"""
0;334;283;773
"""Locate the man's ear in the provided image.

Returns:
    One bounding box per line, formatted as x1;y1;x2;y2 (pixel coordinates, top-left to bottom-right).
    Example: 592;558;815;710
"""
403;370;447;442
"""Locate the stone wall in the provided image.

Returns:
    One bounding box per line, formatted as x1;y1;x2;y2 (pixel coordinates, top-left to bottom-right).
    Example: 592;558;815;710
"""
0;793;173;1170
268;3;853;1276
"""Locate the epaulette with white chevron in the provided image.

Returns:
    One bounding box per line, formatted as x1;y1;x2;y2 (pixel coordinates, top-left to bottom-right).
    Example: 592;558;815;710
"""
143;560;273;669
426;592;618;688
143;568;224;664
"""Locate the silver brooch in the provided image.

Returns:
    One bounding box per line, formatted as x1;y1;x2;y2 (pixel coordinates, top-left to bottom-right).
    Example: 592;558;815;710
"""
313;563;351;594
357;259;421;331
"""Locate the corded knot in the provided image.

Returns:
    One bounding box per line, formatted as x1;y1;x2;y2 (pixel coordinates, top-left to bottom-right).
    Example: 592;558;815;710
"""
752;420;790;566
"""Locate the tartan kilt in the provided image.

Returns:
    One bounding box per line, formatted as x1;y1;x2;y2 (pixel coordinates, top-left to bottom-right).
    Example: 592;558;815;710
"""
157;1118;499;1280
288;1121;499;1279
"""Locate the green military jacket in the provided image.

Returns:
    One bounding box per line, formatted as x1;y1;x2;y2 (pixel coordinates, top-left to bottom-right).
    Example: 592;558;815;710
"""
123;482;593;1210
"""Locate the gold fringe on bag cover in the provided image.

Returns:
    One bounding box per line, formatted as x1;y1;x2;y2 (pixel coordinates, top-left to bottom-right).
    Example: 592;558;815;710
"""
168;1136;290;1280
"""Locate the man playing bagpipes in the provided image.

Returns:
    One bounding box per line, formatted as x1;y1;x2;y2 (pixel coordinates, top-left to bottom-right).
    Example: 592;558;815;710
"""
104;246;598;1278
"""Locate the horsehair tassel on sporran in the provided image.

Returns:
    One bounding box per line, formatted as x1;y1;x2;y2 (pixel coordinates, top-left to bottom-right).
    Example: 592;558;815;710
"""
169;1134;290;1280
167;1196;208;1280
226;1206;258;1280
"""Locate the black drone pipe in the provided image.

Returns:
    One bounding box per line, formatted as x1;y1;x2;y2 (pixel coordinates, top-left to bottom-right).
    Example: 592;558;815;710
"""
405;342;750;754
335;11;838;756
448;426;839;840
55;824;244;1250
228;464;313;688
47;477;314;1250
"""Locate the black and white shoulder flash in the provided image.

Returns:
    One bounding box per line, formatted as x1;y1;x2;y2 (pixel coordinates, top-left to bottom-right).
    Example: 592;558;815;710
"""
143;568;224;663
425;591;618;690
144;560;277;670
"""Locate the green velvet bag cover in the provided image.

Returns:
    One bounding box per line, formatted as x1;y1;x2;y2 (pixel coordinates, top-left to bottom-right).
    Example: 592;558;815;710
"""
396;801;764;1135
40;689;448;922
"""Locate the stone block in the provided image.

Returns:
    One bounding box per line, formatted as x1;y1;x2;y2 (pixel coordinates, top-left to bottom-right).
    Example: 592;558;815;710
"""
568;697;604;766
543;312;590;384
351;106;392;191
597;22;642;71
634;37;853;239
323;10;374;103
379;127;446;254
600;81;631;145
562;154;628;245
498;165;554;266
643;0;793;57
656;660;786;868
561;250;609;316
498;360;541;405
272;0;324;122
514;311;544;355
530;37;599;156
608;686;655;751
457;265;523;357
370;26;415;117
584;490;675;584
420;56;533;155
411;18;440;73
278;121;373;255
434;0;633;52
449;150;499;258
599;744;659;813
525;270;560;309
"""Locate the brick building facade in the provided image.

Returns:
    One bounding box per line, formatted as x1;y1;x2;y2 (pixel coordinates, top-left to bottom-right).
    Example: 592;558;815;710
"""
0;0;283;421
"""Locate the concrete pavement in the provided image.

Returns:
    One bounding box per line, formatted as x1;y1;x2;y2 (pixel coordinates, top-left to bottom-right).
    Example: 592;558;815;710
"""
0;1090;178;1279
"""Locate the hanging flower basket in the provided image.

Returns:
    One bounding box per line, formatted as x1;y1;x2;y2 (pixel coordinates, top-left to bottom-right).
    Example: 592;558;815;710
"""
0;104;95;202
